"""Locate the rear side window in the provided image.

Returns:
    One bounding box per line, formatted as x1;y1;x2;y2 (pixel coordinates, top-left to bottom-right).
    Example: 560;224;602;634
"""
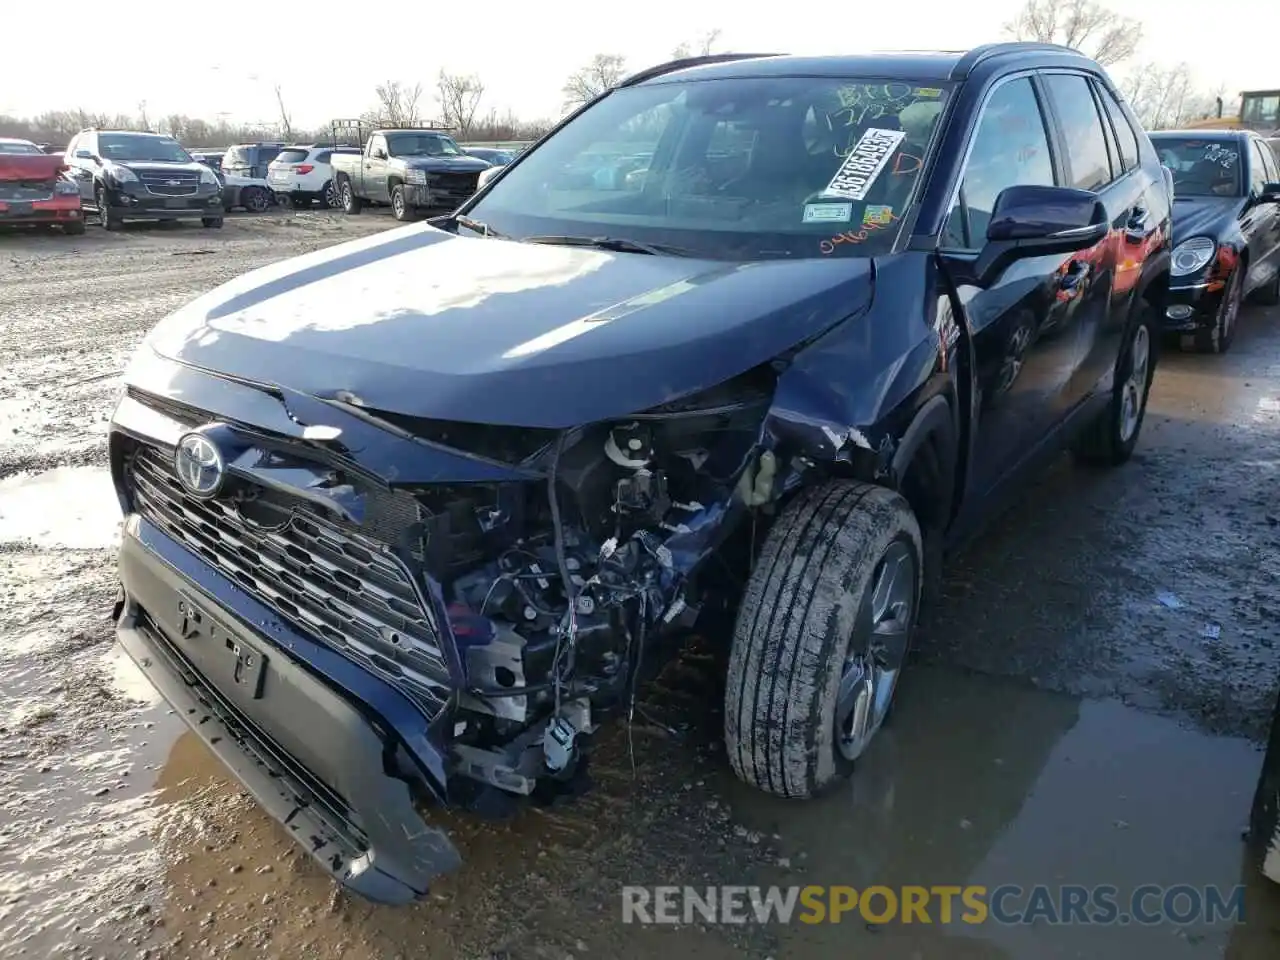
1259;141;1280;182
1096;85;1141;171
1043;73;1113;191
943;77;1056;248
258;147;282;165
224;146;246;164
276;148;309;164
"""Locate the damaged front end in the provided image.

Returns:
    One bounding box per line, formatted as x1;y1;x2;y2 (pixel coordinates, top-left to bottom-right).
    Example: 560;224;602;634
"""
110;355;806;902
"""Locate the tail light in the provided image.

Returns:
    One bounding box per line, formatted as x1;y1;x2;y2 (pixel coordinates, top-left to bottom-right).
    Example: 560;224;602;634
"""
294;164;314;175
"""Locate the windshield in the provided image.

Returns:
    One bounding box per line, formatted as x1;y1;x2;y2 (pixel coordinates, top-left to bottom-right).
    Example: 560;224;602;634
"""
466;76;950;260
386;133;462;157
1152;137;1243;197
0;140;42;155
99;134;192;164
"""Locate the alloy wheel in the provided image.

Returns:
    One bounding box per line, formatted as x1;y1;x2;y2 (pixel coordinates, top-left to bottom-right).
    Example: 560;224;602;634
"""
1118;323;1151;443
835;540;917;762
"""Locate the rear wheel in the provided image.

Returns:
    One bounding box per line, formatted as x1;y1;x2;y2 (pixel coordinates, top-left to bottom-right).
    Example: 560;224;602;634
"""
242;187;270;212
1072;303;1156;466
63;219;86;236
340;179;362;214
725;481;922;799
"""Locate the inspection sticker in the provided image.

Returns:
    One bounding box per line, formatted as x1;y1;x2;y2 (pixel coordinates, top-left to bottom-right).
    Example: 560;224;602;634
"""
802;202;854;223
821;128;907;201
863;204;894;226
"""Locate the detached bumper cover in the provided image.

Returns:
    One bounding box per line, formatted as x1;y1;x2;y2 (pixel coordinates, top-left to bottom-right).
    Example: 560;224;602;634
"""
116;513;461;904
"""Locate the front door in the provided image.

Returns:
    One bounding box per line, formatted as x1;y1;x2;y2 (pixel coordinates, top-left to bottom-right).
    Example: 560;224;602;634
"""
940;74;1108;502
365;135;390;203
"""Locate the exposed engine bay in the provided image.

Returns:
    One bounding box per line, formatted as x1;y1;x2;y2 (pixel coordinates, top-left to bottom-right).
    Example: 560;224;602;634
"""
416;377;784;809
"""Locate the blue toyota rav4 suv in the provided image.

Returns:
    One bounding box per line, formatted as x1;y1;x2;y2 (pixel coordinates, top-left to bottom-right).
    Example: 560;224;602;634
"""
109;43;1171;902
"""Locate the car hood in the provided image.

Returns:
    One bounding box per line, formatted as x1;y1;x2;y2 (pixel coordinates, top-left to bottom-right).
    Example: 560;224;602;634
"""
143;224;874;428
0;153;63;182
400;155;490;173
1170;195;1242;244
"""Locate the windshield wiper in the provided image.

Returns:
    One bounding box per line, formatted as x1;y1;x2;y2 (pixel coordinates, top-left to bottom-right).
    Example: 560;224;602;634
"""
522;235;692;257
454;215;506;238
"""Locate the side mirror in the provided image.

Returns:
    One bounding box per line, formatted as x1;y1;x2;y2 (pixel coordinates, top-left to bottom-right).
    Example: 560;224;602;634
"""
971;184;1109;287
1260;181;1280;203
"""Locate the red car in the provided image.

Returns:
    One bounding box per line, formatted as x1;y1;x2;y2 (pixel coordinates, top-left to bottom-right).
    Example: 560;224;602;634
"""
0;137;85;234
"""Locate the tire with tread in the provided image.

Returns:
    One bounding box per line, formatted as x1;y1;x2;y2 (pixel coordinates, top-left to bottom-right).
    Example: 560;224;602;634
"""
340;177;362;214
725;480;921;799
201;217;224;229
1187;266;1242;354
63;219;86;236
96;185;121;231
391;184;415;221
1072;302;1157;466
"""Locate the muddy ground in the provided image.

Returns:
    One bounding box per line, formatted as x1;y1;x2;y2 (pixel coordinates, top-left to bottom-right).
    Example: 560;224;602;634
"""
2;211;1280;959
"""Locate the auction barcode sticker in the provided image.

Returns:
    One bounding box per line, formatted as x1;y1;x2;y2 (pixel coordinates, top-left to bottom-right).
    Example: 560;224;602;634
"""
821;128;907;201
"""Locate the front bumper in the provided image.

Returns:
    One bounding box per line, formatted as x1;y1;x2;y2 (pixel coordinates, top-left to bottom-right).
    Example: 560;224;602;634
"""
104;182;223;220
402;182;476;209
115;513;461;903
1161;280;1225;332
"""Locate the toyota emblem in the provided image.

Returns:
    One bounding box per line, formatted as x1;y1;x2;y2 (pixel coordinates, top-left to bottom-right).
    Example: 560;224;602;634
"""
174;433;225;497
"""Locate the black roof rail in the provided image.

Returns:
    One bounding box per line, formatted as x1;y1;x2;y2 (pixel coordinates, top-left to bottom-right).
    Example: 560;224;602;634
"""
949;41;1084;80
618;52;786;88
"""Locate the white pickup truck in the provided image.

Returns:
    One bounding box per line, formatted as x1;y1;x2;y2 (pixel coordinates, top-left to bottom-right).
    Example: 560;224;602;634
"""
327;120;490;221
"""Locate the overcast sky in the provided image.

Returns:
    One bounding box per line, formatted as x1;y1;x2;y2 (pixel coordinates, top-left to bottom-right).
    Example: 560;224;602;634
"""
2;0;1274;128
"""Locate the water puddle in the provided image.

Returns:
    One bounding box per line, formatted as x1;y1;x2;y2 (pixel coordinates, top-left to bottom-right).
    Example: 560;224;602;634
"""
0;465;120;548
722;666;1280;959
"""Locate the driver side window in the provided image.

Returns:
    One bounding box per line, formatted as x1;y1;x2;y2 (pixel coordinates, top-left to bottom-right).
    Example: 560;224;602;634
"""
943;77;1056;249
370;135;388;158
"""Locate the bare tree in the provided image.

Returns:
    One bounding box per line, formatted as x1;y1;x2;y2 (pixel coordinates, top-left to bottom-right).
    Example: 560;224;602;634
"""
1003;0;1142;66
373;80;424;126
437;71;485;139
275;84;294;141
1120;61;1222;130
562;54;627;110
137;100;150;131
672;28;723;59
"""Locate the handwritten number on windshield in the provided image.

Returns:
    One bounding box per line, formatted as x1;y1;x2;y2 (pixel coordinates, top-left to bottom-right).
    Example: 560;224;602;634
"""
819;212;901;255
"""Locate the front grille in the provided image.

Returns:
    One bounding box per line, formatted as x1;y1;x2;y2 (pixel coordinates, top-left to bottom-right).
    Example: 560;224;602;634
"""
427;172;480;201
139;170;199;196
129;445;451;716
0;181;55;202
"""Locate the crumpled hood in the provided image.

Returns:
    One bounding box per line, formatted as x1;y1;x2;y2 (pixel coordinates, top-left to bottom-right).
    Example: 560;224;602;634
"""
1170;195;1242;245
401;155;490;174
143;223;874;428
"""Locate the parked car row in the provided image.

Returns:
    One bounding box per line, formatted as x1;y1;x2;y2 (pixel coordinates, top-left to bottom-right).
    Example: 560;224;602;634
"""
0;137;85;234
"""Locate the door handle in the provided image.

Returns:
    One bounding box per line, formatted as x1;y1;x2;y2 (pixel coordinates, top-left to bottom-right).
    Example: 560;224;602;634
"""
1124;206;1149;241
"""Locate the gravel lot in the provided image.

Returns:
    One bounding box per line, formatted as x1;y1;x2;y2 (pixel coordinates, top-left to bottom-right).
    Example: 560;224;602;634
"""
2;211;1280;960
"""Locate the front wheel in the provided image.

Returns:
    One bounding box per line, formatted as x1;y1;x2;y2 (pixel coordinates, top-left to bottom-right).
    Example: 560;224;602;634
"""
96;185;121;231
1072;304;1156;467
1189;266;1242;354
725;481;922;799
201;217;224;229
391;184;415;221
63;219;86;236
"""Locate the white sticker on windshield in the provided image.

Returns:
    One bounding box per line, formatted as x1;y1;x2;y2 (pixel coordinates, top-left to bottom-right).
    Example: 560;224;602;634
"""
802;202;854;223
822;128;907;201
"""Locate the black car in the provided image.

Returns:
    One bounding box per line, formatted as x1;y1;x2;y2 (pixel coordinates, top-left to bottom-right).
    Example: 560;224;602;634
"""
109;43;1170;903
1149;130;1280;353
63;130;225;230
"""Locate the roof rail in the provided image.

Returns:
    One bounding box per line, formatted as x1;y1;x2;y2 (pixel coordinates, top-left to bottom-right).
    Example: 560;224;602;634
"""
949;41;1084;80
618;52;786;88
